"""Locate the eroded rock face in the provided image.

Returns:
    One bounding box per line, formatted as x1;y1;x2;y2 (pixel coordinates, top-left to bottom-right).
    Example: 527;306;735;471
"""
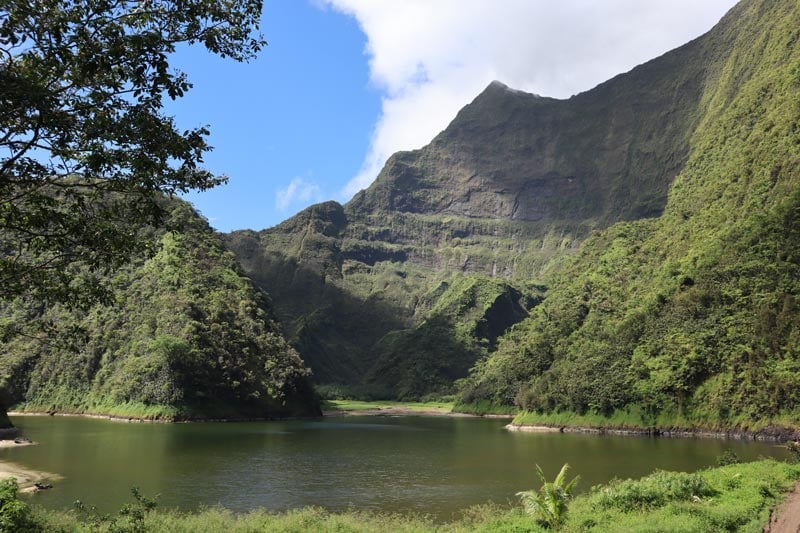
225;6;741;397
353;56;707;226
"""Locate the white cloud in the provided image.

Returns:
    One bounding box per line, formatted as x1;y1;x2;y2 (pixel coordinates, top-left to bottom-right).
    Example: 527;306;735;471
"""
275;177;323;212
323;0;739;198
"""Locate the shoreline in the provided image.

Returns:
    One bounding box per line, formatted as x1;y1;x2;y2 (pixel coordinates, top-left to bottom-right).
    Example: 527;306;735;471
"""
322;406;512;418
7;410;319;424
9;411;175;423
10;409;796;442
505;422;800;442
0;459;61;493
10;407;513;423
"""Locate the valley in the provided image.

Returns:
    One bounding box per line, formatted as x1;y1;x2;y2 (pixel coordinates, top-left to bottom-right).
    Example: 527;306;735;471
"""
1;0;800;530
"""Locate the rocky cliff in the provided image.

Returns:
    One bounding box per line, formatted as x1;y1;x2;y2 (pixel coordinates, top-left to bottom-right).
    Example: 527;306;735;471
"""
228;0;800;423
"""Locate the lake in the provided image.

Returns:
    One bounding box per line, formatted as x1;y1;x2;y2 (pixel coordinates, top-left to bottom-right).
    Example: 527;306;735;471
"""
3;415;790;520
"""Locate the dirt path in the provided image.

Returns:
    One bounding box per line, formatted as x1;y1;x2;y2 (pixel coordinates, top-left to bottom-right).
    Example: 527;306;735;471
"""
765;482;800;533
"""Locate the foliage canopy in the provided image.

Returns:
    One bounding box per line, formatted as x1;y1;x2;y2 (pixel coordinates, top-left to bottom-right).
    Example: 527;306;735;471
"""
0;0;264;306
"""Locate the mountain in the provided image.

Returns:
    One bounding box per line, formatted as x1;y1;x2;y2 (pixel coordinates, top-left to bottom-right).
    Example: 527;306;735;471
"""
224;199;544;399
0;201;320;420
3;0;796;428
460;0;800;425
226;0;784;404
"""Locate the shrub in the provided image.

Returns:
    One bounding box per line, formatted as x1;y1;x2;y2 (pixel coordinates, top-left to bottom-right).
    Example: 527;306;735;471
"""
596;471;717;512
75;487;158;533
788;441;800;463
716;450;742;466
0;478;38;532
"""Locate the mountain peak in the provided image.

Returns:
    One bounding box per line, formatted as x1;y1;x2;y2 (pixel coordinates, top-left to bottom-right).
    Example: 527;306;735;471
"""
481;80;539;98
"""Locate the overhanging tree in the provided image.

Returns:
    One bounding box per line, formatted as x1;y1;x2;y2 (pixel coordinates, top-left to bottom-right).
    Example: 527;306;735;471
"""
0;0;264;306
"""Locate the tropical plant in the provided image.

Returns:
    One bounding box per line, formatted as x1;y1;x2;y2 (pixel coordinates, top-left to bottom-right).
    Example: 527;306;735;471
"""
0;478;36;532
516;463;580;529
75;486;158;533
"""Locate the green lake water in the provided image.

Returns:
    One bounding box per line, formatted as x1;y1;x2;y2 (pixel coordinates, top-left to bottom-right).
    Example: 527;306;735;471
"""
3;415;790;520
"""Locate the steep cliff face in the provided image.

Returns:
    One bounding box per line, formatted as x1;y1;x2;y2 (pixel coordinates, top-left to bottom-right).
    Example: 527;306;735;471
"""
461;0;800;425
226;207;540;394
347;1;752;227
226;0;798;406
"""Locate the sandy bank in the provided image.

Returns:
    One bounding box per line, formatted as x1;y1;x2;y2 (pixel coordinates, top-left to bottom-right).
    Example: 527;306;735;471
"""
0;439;35;449
0;460;61;493
505;424;561;433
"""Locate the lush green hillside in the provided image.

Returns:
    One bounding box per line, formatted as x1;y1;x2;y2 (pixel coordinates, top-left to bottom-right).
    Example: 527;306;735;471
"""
0;201;319;420
460;0;800;428
225;203;543;398
225;0;797;406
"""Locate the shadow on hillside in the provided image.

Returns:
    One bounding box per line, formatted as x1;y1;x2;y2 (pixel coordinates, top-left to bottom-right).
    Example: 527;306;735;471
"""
237;254;409;387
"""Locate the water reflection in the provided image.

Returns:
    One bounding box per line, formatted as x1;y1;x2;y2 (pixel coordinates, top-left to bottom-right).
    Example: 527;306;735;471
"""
2;415;789;519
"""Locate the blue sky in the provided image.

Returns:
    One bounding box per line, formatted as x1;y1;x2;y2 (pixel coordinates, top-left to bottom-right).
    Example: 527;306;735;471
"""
173;1;380;231
171;0;738;233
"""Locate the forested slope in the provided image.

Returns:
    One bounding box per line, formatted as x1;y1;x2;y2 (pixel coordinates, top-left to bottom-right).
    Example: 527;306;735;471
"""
460;0;800;427
226;0;789;405
0;201;319;419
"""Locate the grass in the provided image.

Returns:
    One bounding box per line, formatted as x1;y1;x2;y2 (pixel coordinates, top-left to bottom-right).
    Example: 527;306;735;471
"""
10;401;181;421
563;459;800;532
512;408;678;430
452;401;519;416
511;408;800;434
321;399;455;413
22;459;800;532
9;397;295;422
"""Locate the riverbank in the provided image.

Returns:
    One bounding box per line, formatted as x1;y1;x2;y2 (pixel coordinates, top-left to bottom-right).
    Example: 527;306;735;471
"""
508;410;800;442
321;400;513;418
0;460;59;493
0;436;58;493
8;459;797;532
8;397;322;423
7;410;318;424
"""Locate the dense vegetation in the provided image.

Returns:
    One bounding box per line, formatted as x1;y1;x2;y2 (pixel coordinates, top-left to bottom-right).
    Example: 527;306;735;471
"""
227;0;800;427
3;0;798;430
226;211;541;399
2;459;796;532
0;0;263;306
0;201;318;419
459;0;800;428
1;0;270;428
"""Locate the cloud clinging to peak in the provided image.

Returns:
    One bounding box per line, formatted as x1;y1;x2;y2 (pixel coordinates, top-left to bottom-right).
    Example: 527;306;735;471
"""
322;0;738;198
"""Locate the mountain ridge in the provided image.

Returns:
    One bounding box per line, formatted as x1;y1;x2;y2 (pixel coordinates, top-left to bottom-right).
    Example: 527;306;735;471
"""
225;0;800;424
223;0;745;399
460;0;800;424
